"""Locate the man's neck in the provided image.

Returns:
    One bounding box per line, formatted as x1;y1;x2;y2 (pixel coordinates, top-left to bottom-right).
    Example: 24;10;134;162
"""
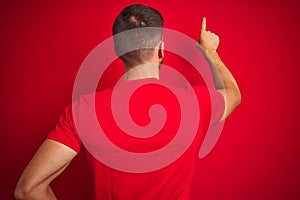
124;63;159;81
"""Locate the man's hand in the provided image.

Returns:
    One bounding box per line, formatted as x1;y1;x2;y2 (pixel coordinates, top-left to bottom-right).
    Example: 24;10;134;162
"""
199;17;220;51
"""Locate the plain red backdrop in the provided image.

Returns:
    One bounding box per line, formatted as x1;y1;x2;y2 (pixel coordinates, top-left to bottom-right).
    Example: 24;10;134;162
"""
1;0;300;199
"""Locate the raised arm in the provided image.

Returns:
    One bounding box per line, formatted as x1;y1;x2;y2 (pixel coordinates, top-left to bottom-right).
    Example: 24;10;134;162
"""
15;139;77;200
198;17;241;121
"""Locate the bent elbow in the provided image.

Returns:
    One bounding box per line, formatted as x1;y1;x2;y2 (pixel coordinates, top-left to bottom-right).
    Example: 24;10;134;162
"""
15;182;37;200
15;184;27;200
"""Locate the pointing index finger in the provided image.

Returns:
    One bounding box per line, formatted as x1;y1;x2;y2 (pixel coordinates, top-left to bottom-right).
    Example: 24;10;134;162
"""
202;17;206;31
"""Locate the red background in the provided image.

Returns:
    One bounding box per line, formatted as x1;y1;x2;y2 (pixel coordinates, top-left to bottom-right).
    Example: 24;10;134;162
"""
1;0;300;199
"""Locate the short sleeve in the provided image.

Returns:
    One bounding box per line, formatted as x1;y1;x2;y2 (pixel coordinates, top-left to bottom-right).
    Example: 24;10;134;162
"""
47;104;82;153
192;86;225;131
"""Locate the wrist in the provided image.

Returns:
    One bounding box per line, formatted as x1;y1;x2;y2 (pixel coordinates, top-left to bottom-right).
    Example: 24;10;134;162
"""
203;48;219;62
203;47;217;55
196;43;217;55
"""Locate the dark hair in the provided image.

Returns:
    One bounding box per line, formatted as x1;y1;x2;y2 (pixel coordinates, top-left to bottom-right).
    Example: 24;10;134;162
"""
112;4;164;66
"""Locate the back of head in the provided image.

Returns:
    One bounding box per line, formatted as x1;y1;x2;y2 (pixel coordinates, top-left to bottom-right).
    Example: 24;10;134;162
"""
112;4;164;67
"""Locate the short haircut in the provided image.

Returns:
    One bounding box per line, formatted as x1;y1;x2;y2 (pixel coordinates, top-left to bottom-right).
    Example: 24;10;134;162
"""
112;4;164;66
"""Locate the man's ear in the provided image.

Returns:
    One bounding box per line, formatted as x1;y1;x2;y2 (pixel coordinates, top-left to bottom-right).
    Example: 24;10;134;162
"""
158;41;164;60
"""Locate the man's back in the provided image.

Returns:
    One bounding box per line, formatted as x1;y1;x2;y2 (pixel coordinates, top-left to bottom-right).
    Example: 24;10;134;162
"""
48;78;221;199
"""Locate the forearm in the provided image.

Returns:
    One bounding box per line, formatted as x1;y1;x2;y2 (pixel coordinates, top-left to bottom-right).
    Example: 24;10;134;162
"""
29;185;57;200
46;186;57;200
196;45;223;89
203;48;239;92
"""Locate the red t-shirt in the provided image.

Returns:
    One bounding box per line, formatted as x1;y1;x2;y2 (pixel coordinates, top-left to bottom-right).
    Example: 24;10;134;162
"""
48;78;224;200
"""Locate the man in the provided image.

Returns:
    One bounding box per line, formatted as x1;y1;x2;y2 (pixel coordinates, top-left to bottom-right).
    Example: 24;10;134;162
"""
15;4;241;200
